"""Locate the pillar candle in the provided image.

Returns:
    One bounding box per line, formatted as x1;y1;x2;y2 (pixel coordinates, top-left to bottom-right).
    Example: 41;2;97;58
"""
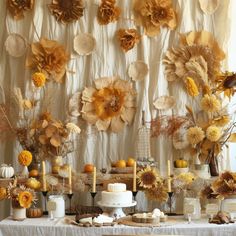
42;161;46;191
133;161;137;192
68;165;72;194
92;167;96;193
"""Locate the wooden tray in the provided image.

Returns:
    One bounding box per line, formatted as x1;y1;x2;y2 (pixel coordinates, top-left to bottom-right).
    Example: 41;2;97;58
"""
117;216;160;227
109;167;133;174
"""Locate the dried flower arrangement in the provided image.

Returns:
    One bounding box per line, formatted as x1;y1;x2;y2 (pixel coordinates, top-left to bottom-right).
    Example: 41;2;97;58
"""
7;0;34;20
137;166;168;202
133;0;177;37
201;171;236;200
151;30;236;176
6;179;37;209
172;172;196;194
48;0;84;24
97;0;121;25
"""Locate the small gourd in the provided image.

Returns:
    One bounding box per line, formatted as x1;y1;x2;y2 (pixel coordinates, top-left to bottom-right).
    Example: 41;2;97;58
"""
0;164;14;178
26;207;43;218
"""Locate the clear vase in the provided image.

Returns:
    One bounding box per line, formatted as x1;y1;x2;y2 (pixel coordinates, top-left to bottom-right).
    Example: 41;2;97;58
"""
51;156;63;174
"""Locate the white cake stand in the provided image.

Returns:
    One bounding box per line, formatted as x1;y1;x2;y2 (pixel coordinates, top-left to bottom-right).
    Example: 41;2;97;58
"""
97;201;137;219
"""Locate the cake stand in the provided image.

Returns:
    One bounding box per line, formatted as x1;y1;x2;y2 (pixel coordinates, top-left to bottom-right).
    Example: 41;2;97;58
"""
97;201;137;219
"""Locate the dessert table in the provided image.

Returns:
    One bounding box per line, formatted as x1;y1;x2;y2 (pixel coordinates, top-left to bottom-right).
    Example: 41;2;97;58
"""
0;215;235;236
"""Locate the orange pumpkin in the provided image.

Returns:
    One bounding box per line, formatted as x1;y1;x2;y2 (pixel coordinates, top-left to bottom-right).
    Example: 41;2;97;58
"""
29;169;39;178
84;164;94;173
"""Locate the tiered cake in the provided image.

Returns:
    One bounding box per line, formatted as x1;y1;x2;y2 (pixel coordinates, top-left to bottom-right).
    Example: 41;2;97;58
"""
100;183;133;206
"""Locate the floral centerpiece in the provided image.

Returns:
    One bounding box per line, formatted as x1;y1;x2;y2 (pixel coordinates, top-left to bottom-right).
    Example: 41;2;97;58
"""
137;166;168;202
201;171;236;200
6;179;37;220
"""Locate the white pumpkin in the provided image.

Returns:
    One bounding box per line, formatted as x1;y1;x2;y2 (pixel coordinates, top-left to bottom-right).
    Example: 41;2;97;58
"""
0;164;14;178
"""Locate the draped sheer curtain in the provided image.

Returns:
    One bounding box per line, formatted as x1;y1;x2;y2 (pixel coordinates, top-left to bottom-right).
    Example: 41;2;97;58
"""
0;0;232;219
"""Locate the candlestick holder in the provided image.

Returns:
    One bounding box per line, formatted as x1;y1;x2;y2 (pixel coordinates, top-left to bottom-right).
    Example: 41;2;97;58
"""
166;192;177;216
132;191;138;213
65;193;76;215
90;192;97;207
41;191;48;215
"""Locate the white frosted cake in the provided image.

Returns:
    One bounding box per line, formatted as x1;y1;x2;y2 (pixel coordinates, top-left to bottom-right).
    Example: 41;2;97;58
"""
100;183;133;206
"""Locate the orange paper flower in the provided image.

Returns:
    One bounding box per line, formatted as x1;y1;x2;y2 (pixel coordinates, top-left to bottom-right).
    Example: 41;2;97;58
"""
117;29;141;52
26;38;69;83
97;0;121;25
18;150;32;166
133;0;177;37
48;0;84;24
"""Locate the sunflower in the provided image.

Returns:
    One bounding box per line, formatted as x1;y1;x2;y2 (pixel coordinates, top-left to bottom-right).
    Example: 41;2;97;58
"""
137;166;161;189
7;0;34;20
187;126;205;145
185;77;199;97
48;0;84;24
206;126;221;142
32;72;46;87
18;150;32;166
215;72;236;99
18;191;33;208
145;182;168;202
201;94;221;113
133;0;177;37
81;77;136;133
26;38;69;83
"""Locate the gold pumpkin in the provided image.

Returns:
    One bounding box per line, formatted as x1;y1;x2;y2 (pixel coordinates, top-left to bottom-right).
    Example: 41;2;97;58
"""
26;177;41;190
0;187;7;200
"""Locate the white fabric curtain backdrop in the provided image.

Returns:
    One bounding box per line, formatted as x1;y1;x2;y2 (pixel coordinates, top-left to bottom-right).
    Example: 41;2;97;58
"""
0;0;232;219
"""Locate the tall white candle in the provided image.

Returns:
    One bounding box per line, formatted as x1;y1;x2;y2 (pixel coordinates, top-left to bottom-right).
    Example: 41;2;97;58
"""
133;161;137;192
68;165;72;194
92;167;96;193
42;161;46;191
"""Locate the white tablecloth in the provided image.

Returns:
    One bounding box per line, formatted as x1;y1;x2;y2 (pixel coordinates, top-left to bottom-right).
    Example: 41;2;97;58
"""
0;215;235;236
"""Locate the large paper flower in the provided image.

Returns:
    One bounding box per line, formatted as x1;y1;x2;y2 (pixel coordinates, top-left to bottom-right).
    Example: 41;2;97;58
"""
163;31;225;85
201;94;221;113
187;126;205;145
48;0;84;24
97;0;121;25
18;150;33;166
7;0;34;20
133;0;177;37
206;125;221;142
26;38;69;83
81;77;136;133
145;182;168;202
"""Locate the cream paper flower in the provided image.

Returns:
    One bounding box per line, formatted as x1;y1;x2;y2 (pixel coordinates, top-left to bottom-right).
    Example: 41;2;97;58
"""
201;94;221;113
206;125;221;142
187;126;205;145
81;77;136;133
163;31;225;84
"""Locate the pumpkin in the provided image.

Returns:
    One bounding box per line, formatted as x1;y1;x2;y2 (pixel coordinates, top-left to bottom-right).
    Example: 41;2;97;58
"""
26;178;41;190
26;207;43;218
0;164;14;178
0;187;7;200
174;159;188;168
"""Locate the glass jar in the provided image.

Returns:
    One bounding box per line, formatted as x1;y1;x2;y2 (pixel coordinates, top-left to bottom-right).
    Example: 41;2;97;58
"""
183;198;201;220
48;195;65;218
